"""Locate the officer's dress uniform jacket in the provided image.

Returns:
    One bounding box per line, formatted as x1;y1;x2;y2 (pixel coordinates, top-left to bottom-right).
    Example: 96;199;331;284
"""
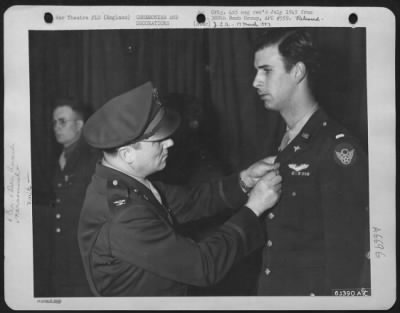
257;109;370;296
52;137;99;296
78;164;265;296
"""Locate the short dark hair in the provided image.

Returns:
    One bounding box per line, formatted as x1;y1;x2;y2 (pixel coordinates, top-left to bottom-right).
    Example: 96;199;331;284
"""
54;98;92;122
254;28;320;95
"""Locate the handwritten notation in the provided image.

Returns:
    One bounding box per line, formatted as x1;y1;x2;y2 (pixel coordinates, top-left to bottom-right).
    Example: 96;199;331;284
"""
5;143;32;223
372;226;385;258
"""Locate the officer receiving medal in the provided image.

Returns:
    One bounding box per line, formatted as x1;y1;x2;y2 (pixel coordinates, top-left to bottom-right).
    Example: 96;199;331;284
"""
252;28;370;296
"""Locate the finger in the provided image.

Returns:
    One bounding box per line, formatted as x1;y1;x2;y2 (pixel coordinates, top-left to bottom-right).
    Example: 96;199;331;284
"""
253;163;277;176
271;175;282;185
261;171;277;181
263;155;277;164
258;161;276;169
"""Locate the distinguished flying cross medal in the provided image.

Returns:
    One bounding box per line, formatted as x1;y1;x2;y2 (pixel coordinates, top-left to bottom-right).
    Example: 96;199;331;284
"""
334;142;356;166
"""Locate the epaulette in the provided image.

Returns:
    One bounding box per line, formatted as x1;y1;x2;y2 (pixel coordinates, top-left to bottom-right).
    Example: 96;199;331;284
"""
107;178;130;209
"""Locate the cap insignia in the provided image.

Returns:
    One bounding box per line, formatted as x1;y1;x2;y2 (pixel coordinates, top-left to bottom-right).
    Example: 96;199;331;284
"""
152;88;162;106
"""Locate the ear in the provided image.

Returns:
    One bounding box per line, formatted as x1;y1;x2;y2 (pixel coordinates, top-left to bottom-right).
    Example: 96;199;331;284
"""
292;62;307;84
118;146;136;164
76;119;84;132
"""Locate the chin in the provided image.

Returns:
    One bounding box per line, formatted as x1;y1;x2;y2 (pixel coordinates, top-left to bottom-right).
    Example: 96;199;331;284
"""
263;102;275;110
263;100;281;112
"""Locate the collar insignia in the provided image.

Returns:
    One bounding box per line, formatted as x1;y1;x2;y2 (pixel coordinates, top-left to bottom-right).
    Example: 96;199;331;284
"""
113;199;126;206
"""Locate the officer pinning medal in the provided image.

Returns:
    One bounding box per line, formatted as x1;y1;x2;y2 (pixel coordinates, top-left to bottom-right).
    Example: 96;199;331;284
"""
78;81;282;296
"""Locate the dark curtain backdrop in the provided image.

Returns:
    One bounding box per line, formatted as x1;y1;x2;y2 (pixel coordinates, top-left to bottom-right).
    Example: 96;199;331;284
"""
30;27;367;200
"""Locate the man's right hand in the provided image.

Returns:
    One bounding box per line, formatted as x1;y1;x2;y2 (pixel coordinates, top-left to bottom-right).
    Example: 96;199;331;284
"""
245;171;282;217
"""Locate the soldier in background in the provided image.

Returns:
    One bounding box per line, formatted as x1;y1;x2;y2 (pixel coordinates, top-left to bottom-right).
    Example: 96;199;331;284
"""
50;99;99;296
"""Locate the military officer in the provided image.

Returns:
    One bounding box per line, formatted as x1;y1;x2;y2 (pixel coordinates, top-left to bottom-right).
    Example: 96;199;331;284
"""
78;81;282;296
252;29;370;296
51;99;99;296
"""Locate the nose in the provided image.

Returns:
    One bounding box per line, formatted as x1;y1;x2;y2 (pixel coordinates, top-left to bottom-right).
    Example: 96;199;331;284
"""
53;123;61;132
252;72;261;89
162;138;174;149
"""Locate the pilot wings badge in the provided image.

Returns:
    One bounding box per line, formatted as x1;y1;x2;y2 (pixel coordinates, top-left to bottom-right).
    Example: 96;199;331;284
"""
288;163;311;176
288;164;309;172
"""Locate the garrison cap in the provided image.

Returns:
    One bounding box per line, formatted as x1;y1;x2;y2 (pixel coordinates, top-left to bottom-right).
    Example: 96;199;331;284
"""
83;82;180;149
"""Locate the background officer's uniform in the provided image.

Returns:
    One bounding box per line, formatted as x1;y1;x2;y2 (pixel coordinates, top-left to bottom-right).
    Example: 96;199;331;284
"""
257;109;370;296
51;136;99;296
78;82;266;296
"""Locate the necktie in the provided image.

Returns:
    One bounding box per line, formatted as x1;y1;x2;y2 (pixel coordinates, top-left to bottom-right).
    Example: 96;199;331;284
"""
278;130;291;151
59;151;66;170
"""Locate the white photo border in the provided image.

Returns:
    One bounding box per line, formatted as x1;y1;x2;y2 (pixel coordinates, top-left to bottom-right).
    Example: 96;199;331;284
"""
3;5;396;310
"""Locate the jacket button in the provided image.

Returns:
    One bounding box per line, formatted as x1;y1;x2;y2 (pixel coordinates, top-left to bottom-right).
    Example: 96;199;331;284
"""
56;213;61;219
266;240;272;247
55;228;61;233
264;268;271;276
55;198;61;203
323;121;327;127
268;212;275;220
291;191;296;197
57;183;62;187
113;180;118;186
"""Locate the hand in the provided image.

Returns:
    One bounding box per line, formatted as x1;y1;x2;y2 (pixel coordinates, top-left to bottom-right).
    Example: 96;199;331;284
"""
240;156;279;190
246;171;282;216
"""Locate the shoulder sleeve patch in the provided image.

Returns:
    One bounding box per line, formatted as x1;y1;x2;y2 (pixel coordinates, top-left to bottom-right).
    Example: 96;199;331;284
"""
334;142;357;167
107;179;130;209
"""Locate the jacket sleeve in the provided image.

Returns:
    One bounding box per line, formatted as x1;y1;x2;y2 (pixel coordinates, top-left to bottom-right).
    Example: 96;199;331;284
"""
319;137;370;292
155;173;248;224
109;202;265;287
